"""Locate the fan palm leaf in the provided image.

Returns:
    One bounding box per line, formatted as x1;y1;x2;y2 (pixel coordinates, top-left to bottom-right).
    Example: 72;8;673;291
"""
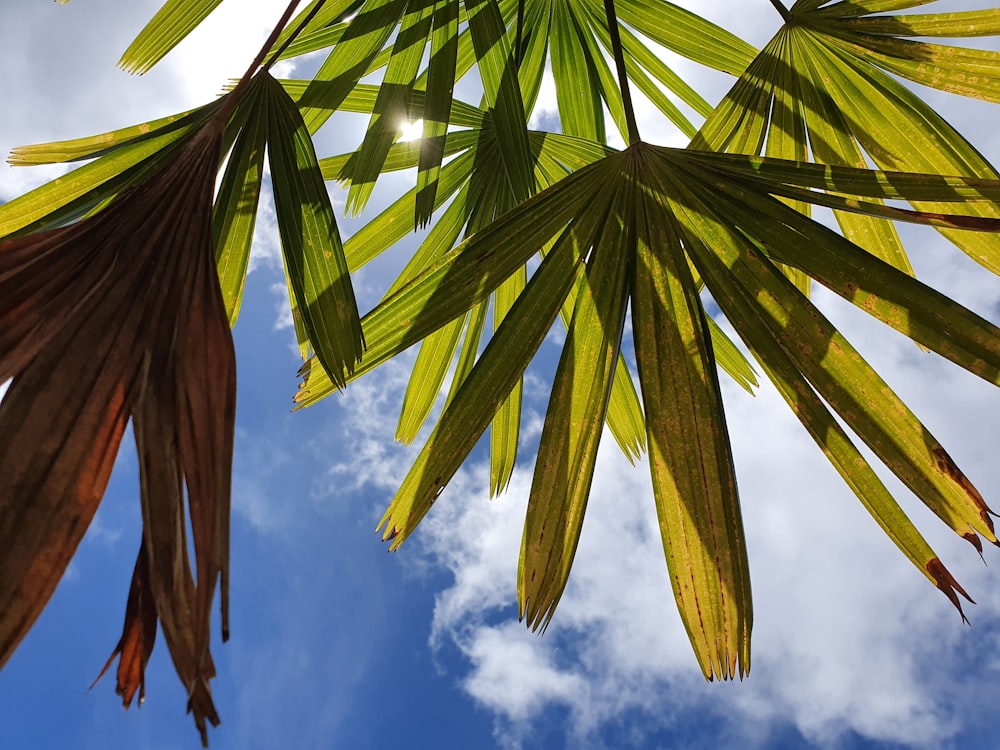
297;139;1000;677
0;2;364;743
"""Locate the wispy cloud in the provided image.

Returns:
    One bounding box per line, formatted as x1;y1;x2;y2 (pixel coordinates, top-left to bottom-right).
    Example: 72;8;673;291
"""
323;356;421;497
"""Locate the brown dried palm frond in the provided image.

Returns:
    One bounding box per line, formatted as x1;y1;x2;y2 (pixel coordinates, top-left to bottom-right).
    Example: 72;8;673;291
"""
0;120;234;745
0;3;334;744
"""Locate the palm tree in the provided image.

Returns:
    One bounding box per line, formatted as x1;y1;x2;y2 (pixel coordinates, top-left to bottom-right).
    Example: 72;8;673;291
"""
2;0;1000;742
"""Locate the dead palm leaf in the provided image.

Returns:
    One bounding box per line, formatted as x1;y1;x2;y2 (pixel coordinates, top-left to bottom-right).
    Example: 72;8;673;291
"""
0;121;232;744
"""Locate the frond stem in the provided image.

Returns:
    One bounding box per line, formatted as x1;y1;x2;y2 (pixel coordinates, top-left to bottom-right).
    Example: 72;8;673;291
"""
768;0;791;23
261;0;331;73
604;0;640;145
219;0;329;122
217;0;307;122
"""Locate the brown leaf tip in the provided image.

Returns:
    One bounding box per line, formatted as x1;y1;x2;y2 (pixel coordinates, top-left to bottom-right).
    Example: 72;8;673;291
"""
961;531;985;560
90;547;157;709
926;557;974;625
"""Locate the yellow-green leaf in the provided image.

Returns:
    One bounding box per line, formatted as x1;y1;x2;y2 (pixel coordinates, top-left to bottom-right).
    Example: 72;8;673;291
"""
119;0;225;74
634;174;751;680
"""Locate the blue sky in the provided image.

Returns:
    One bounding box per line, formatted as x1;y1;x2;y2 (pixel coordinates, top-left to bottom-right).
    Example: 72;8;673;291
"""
3;1;1000;749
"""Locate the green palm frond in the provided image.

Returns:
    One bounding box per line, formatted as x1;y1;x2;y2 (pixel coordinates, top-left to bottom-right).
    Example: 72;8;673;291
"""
287;1;1000;681
295;140;1000;677
289;78;650;477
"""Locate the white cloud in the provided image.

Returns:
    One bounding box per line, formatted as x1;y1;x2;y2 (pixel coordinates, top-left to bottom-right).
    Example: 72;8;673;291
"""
160;0;294;102
463;622;590;723
323;356;422;498
249;180;283;272
269;280;295;333
528;69;559;132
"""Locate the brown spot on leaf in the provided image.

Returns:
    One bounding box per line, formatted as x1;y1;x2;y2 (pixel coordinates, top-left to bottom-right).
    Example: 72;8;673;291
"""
932;446;996;529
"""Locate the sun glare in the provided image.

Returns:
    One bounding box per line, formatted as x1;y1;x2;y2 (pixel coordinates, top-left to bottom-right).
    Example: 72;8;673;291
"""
398;118;424;142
